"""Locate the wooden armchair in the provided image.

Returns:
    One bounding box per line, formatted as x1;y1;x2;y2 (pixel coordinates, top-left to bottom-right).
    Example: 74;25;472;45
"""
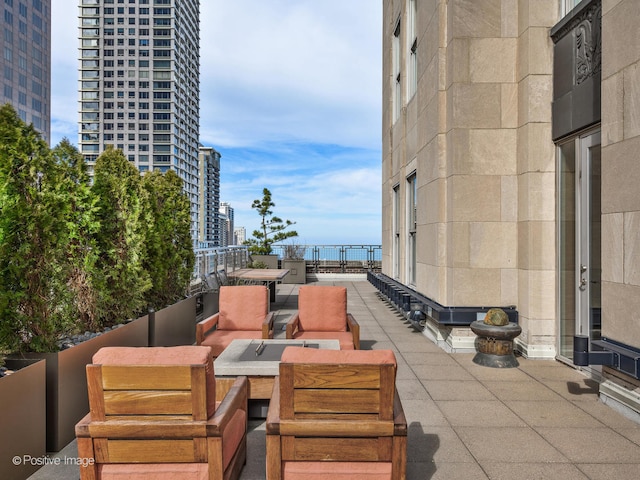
266;347;407;480
75;346;248;480
286;285;360;349
197;285;274;357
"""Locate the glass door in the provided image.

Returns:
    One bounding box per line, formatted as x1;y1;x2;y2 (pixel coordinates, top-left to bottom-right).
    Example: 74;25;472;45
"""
558;130;601;362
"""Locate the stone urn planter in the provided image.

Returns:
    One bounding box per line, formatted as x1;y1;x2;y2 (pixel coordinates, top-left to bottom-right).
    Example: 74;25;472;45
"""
0;359;46;480
470;308;522;368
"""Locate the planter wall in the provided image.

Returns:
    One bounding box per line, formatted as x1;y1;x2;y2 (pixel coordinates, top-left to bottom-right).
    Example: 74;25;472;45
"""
0;359;46;480
18;315;149;452
149;295;197;347
201;291;219;320
282;259;306;284
250;254;278;269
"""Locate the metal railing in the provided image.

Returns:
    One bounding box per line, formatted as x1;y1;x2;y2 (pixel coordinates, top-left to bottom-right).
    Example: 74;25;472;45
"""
270;244;382;273
192;244;382;282
192;245;250;280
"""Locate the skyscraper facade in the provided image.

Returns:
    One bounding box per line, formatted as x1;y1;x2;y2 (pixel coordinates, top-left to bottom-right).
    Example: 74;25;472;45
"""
1;0;51;143
219;201;234;247
197;145;220;245
78;0;200;238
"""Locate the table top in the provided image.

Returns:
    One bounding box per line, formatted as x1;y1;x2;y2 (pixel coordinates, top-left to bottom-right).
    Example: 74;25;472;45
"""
214;338;340;376
227;268;290;282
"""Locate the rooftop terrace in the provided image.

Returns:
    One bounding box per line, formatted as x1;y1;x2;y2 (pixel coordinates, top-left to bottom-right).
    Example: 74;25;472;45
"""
29;279;640;480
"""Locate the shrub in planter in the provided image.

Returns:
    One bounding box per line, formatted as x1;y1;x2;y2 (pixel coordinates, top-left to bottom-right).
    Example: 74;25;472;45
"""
0;105;78;353
142;169;194;311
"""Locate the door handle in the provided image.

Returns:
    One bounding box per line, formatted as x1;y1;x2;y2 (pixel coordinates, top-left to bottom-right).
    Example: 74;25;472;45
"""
579;264;587;291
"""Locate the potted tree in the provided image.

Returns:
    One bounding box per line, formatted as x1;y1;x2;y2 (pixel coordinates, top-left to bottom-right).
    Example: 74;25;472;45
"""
244;187;298;268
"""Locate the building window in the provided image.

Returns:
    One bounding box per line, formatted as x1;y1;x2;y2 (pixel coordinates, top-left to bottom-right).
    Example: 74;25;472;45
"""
407;172;417;286
392;17;401;123
393;184;400;279
561;0;582;17
407;0;417;100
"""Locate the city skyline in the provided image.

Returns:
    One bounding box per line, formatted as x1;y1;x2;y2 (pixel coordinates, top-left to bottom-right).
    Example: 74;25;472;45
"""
51;0;383;245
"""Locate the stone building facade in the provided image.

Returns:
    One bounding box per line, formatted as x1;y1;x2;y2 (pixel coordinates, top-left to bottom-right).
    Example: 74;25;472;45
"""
382;0;640;418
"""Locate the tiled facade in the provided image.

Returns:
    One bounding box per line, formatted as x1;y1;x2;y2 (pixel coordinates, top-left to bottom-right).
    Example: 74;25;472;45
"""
0;0;50;143
382;0;640;417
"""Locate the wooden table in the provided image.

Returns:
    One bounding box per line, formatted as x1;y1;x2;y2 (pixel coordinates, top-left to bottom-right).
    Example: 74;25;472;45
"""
227;268;289;302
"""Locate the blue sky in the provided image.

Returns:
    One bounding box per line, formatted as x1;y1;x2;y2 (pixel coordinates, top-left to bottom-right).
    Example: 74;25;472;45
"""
50;0;383;245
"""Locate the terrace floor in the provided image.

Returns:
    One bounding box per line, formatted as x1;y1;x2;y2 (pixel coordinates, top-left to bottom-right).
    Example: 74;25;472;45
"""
30;279;640;479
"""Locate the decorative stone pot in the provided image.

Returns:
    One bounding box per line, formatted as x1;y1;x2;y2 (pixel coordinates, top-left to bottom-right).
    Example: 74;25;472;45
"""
470;318;522;368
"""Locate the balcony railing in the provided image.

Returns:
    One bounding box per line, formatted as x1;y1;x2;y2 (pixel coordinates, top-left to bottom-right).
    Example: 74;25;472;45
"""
270;244;382;274
192;244;382;281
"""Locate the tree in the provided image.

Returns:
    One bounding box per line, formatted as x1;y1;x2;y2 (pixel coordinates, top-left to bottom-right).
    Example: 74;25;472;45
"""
0;105;76;352
141;169;194;310
245;188;298;255
91;147;151;327
51;139;101;332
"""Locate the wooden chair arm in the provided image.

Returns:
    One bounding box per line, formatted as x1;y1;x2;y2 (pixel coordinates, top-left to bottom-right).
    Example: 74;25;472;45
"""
393;390;408;436
207;376;248;436
196;313;220;345
285;314;300;339
75;412;92;437
265;376;281;434
262;311;275;339
347;313;360;349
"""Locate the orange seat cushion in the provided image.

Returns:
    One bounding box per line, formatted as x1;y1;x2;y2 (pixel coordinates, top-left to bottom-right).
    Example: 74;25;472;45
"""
99;463;209;479
92;346;216;417
218;285;269;330
291;331;355;350
283;461;392;479
200;329;266;357
281;346;396;365
298;286;347;332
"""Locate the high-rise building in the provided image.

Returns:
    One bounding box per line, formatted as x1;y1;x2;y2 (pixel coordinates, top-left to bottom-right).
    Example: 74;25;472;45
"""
234;226;246;246
220;202;234;246
382;0;640;417
0;0;51;143
78;0;200;239
198;145;220;245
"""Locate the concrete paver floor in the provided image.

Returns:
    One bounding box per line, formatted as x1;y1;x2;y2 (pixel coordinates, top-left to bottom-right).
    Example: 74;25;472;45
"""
28;280;640;480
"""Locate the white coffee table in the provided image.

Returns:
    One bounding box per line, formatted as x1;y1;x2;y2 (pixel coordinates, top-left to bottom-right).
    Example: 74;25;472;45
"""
214;339;340;401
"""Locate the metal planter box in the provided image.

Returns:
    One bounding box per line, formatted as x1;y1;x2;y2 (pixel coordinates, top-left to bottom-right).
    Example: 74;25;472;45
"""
0;359;46;480
18;315;149;452
149;296;197;347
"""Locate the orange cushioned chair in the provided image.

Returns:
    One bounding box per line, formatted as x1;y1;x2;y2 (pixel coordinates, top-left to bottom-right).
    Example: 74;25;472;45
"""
286;285;360;349
75;346;248;480
266;347;407;480
196;285;274;357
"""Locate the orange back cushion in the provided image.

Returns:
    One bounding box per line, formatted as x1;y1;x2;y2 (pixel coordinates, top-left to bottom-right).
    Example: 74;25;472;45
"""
218;285;269;330
92;346;216;417
281;346;396;366
298;286;347;332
